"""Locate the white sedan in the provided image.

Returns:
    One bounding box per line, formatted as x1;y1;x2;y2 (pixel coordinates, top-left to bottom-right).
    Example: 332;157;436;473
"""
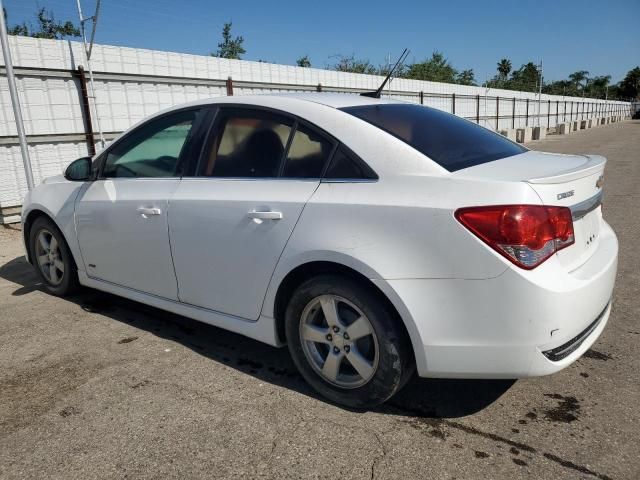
21;93;618;407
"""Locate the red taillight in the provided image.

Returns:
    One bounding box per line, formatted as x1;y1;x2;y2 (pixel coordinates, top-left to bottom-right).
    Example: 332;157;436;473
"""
455;205;575;269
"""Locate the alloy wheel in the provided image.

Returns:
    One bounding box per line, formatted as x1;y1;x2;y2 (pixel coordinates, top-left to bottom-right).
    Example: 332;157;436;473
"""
34;229;65;285
299;294;379;389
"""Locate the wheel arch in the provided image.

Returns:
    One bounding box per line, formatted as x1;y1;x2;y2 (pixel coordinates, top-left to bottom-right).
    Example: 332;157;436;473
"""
271;260;417;367
22;208;78;269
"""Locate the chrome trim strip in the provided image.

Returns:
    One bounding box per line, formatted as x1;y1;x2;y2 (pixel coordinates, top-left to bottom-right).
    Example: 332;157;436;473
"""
570;190;603;220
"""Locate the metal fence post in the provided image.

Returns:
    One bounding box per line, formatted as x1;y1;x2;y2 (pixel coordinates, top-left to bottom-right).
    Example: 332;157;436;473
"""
547;99;551;128
419;91;424;105
496;96;499;130
451;93;455;114
75;66;96;156
525;98;529;127
226;76;234;96
512;97;516;129
476;94;480;124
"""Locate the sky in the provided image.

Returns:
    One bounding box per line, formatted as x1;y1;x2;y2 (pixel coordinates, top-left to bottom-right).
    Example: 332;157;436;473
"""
3;0;639;84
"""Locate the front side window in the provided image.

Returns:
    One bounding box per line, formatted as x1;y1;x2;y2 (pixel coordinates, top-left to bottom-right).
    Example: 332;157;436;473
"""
103;110;197;178
340;104;526;172
200;110;293;178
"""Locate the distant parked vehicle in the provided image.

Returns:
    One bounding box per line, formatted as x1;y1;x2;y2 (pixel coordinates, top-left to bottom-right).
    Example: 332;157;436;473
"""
21;93;618;407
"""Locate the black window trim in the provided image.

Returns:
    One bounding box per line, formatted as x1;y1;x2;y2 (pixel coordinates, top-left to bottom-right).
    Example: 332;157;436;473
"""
93;106;208;180
189;103;378;182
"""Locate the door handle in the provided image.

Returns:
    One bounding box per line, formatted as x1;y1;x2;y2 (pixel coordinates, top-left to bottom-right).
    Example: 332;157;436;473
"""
247;210;283;220
137;207;162;218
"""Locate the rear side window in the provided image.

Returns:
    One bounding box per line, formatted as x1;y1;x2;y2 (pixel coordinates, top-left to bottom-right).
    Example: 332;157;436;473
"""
200;110;293;178
281;124;333;178
340;104;526;172
325;146;377;180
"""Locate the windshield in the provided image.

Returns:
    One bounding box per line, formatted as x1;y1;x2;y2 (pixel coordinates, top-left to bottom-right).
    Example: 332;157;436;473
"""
340;104;527;172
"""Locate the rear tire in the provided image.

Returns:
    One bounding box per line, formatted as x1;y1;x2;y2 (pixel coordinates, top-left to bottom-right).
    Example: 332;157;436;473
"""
29;216;79;296
285;274;414;408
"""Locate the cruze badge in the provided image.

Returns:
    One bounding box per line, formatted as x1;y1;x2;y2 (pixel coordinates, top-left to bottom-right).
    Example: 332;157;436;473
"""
557;190;575;200
596;175;604;189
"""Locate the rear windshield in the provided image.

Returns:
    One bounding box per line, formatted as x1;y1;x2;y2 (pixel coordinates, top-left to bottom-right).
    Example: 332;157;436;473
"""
340;104;526;172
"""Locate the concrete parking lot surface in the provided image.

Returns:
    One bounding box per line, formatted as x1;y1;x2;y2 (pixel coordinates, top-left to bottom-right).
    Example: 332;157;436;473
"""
1;121;639;479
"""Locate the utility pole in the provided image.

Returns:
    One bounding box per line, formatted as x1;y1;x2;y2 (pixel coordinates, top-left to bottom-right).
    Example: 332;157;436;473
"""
537;60;543;127
0;0;35;190
76;0;105;149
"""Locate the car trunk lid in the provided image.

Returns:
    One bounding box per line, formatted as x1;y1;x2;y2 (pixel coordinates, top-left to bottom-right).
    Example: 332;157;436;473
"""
454;151;606;270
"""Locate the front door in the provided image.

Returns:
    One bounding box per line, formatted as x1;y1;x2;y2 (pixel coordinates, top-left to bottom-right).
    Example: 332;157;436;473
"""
75;108;202;299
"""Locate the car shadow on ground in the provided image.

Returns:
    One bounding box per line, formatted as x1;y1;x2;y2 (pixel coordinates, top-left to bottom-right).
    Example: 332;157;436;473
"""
0;255;514;419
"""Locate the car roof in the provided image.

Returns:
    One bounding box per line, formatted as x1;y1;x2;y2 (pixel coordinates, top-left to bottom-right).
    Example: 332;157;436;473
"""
163;92;404;113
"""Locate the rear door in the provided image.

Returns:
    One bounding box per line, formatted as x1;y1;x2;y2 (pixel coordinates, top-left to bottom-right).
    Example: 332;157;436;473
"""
169;107;336;319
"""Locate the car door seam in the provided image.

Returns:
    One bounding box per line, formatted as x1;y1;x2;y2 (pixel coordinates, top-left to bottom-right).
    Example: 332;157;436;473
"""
256;181;323;319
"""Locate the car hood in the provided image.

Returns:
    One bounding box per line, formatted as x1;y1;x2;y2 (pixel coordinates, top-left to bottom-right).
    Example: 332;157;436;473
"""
41;174;68;185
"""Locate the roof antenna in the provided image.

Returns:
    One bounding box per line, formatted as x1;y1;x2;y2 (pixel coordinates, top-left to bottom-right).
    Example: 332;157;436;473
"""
361;48;410;99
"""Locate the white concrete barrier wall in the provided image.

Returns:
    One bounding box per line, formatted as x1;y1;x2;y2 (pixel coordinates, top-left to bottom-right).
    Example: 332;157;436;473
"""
0;36;632;208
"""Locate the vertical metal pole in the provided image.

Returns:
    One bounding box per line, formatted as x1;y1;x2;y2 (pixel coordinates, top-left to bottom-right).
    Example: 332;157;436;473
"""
476;94;480;124
547;99;551;128
512;97;516;129
537;59;543;127
226;77;234;96
419;91;423;105
76;0;105;149
75;66;96;156
496;96;499;130
451;93;455;114
525;98;529;127
0;0;35;190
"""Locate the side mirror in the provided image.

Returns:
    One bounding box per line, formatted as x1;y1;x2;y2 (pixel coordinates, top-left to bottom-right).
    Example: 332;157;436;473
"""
64;157;92;181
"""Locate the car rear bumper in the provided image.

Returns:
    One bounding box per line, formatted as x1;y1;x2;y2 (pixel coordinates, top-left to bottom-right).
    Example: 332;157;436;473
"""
378;219;618;378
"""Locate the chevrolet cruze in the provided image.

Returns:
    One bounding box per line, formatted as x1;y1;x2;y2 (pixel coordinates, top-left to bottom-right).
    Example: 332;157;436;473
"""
22;93;618;407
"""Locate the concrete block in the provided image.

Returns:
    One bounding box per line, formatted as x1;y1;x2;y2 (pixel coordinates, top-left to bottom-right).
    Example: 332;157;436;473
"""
499;129;517;142
516;127;532;143
572;121;579;131
580;120;587;129
557;123;571;134
532;126;546;140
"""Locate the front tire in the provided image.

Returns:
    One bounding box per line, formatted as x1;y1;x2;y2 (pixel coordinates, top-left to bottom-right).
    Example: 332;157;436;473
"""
285;274;414;408
29;216;79;296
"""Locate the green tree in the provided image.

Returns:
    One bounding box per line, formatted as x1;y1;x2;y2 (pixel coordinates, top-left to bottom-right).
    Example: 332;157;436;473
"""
510;62;541;92
617;66;640;100
296;55;311;67
212;22;246;60
587;75;611;99
4;7;79;39
406;52;457;83
497;58;512;82
456;69;476;86
330;54;377;74
568;70;589;94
